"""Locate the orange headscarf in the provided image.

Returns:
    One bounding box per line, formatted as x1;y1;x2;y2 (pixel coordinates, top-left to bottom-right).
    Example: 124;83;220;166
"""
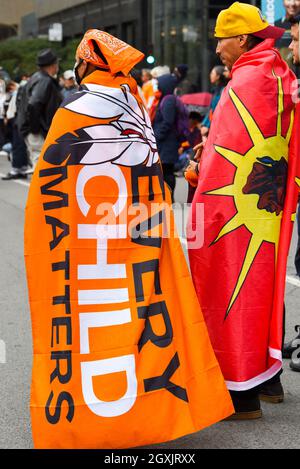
76;29;145;76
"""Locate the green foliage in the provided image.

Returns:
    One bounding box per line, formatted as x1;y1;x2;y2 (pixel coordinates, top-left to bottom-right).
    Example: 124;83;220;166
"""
0;37;79;79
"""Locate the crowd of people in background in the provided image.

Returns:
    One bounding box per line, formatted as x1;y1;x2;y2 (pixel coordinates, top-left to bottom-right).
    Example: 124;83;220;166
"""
134;62;230;199
0;51;78;180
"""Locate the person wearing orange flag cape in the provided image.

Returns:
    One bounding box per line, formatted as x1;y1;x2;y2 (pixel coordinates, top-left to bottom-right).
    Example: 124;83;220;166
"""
186;2;300;419
24;29;233;449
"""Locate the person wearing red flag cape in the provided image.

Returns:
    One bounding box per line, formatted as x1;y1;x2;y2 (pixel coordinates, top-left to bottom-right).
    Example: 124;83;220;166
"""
24;30;233;448
187;2;300;419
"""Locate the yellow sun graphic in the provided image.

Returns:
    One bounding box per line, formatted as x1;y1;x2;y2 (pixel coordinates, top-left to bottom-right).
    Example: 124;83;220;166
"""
206;74;294;319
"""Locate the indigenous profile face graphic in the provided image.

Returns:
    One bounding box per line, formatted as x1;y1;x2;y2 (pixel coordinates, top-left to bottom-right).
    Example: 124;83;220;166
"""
243;156;288;216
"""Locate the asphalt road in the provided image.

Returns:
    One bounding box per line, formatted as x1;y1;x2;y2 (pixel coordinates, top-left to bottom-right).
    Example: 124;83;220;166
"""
0;154;300;449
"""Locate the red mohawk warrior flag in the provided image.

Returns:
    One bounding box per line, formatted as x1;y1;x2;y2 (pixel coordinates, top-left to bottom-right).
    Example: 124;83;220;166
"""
188;39;300;390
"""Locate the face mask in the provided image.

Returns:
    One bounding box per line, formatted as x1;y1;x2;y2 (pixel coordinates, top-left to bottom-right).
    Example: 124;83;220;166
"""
73;59;84;86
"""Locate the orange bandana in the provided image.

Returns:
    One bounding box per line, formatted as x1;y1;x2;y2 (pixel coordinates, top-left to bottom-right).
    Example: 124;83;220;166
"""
77;29;145;76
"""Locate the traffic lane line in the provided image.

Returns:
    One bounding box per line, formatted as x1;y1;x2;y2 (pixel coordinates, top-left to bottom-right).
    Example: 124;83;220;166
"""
286;275;300;288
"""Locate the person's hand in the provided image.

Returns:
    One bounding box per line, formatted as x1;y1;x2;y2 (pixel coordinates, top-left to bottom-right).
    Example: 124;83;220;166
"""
193;142;205;162
184;160;199;187
178;147;184;156
201;126;209;137
186;160;197;172
184;160;197;178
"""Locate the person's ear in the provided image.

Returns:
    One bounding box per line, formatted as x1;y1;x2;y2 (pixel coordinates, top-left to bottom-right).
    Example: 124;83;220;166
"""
238;35;248;48
80;60;88;76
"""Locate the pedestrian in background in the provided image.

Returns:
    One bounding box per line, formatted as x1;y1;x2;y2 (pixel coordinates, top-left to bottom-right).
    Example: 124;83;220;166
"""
201;65;227;140
282;13;300;371
275;0;300;65
18;48;62;169
153;73;181;200
290;15;300;282
141;68;155;109
141;68;152;85
61;70;78;100
130;68;147;107
0;75;6;150
0;80;17;160
223;66;231;80
143;65;170;110
1;80;28;180
174;64;197;95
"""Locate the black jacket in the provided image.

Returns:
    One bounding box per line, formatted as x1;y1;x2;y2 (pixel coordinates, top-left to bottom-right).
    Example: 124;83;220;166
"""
153;74;180;165
19;71;62;138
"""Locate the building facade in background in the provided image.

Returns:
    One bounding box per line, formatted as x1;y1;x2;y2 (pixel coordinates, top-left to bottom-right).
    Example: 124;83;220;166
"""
0;0;34;40
36;0;151;53
152;0;260;90
1;0;261;89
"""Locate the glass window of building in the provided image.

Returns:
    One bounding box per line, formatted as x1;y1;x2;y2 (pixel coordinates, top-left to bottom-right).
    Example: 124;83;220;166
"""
152;0;261;91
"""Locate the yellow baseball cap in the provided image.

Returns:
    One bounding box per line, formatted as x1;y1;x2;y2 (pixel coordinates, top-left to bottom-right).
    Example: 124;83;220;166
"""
215;2;285;39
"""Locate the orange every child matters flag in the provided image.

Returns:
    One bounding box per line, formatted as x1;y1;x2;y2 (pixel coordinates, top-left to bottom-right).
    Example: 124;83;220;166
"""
24;31;233;449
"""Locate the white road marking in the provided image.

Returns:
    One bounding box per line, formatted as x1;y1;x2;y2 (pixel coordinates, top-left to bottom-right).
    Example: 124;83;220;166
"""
286;275;300;288
0;340;6;364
